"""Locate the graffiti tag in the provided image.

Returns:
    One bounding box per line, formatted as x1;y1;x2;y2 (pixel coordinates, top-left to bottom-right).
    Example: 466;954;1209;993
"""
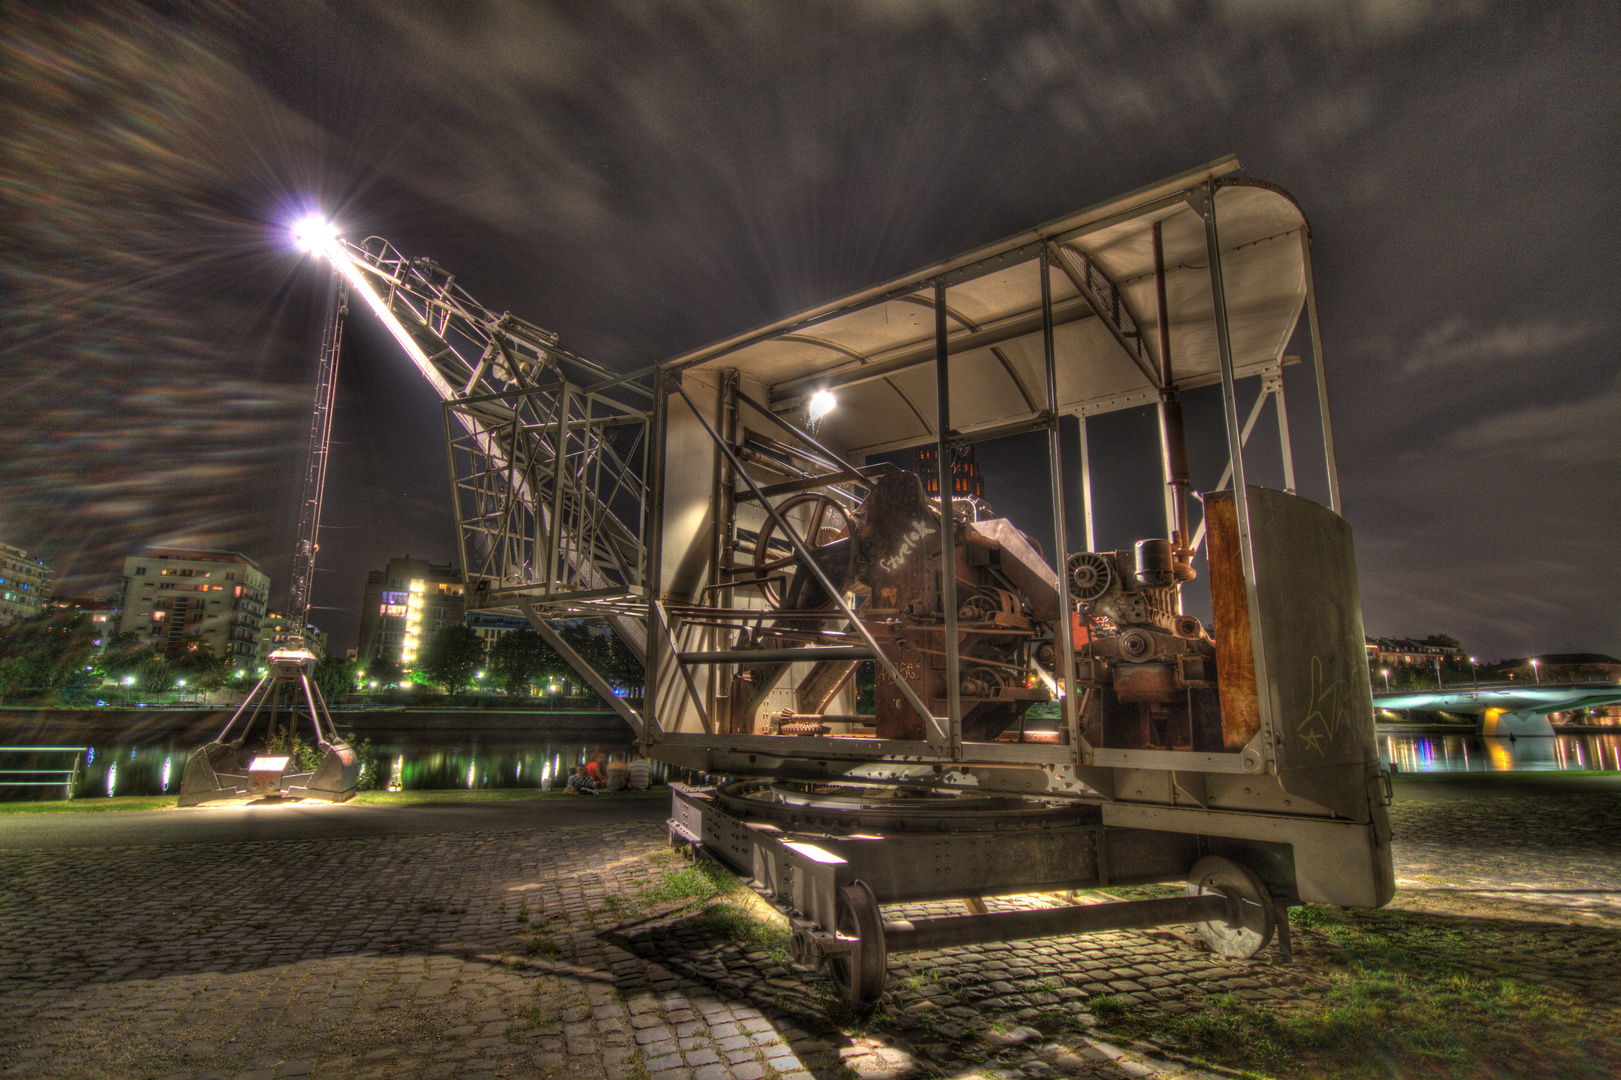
1297;654;1350;756
879;519;936;573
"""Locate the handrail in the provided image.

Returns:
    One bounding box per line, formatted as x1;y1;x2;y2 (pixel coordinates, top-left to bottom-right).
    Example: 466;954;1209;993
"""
0;745;86;798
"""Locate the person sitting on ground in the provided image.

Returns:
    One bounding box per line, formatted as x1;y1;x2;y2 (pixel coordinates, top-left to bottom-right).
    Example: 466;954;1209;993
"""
585;755;604;787
605;754;627;792
566;764;596;795
625;751;651;791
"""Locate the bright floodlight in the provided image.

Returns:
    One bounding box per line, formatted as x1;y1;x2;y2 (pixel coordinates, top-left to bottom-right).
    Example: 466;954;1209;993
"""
292;213;336;253
807;389;836;424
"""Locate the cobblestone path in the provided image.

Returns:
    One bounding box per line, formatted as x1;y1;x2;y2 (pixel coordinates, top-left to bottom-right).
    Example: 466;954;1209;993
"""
2;788;1619;1080
1387;790;1621;927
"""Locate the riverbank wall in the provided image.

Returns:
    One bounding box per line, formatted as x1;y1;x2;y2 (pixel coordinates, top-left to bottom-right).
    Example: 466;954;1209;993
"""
0;706;635;749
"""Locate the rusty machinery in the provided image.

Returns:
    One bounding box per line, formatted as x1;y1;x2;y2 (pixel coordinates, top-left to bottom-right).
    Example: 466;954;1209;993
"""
287;157;1392;1006
638;157;1393;1005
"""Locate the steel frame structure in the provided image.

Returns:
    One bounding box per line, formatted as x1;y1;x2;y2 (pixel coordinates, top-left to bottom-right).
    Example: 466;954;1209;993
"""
627;159;1390;998
301;157;1391;1005
283;276;347;648
315;235;657;662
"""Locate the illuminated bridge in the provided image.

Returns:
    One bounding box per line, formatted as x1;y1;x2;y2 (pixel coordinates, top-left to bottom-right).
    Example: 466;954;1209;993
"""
1372;682;1621;736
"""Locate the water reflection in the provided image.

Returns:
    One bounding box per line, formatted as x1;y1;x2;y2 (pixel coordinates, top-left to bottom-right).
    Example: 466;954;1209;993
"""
6;730;1620;800
1382;732;1621;773
1;736;688;801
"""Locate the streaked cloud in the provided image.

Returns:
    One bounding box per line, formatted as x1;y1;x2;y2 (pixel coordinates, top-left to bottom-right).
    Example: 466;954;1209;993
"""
1403;317;1604;376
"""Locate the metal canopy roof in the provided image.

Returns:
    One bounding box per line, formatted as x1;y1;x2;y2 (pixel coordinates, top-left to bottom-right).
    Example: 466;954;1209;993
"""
662;155;1311;460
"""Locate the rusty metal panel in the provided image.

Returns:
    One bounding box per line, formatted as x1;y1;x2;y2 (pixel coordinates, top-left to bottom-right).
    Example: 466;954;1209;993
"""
1203;492;1260;750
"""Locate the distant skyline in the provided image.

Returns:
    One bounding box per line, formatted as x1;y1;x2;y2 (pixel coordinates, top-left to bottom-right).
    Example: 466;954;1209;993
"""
3;2;1616;658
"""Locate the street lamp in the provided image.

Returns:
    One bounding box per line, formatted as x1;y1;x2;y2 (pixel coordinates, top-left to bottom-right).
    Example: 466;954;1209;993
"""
1433;658;1443;689
1382;668;1390;691
1532;657;1541;684
1469;656;1478;688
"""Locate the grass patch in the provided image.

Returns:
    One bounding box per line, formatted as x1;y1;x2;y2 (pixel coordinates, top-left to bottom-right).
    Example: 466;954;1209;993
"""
1090;883;1185;901
0;795;177;814
689;860;789;950
507;1002;561;1039
695;900;789;950
0;787;669;813
640;852;790;952
351;787;667;806
523;933;561;960
1096;904;1621;1079
643;863;727;906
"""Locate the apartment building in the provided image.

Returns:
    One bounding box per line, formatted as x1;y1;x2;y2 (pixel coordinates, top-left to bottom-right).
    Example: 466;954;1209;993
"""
354;557;465;666
255;612;329;666
0;540;52;623
46;595;120;647
117;548;269;661
467;610;532;649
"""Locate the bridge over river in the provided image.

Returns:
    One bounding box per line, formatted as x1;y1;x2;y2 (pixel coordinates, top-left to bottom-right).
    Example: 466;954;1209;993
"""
1373;681;1621;736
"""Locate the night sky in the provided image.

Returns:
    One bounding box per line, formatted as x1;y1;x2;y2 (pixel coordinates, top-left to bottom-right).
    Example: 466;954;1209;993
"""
3;1;1615;661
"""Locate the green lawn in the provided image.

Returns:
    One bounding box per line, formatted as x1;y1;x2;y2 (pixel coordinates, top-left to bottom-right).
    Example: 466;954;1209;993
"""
1090;903;1621;1080
350;787;666;806
0;795;178;814
0;786;667;813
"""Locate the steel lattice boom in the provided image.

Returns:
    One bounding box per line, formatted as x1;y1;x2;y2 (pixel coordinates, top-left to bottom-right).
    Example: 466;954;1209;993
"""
285;275;347;646
314;234;654;660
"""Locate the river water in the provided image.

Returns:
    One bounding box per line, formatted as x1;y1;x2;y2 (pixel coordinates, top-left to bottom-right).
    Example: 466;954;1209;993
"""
1380;730;1621;774
4;723;1619;801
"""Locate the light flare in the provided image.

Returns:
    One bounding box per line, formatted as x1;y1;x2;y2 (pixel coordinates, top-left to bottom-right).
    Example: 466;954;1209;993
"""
807;389;836;424
291;213;337;253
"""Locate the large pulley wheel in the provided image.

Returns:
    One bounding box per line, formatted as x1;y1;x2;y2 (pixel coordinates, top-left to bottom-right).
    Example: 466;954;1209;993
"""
750;492;850;608
826;880;887;1008
1186;855;1275;958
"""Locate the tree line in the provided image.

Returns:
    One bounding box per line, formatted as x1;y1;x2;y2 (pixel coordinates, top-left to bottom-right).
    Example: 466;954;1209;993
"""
0;610;643;706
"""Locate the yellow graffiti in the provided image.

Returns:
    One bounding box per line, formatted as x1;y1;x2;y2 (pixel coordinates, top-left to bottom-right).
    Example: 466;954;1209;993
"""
1297;655;1349;755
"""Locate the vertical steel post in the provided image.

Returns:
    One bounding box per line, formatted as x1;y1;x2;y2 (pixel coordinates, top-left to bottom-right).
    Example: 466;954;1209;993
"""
1040;249;1079;754
444;406;471;587
1078;415;1096;552
548;385;571;590
713;371;740;721
1273;378;1297;494
644;366;671;740
1298;228;1341;514
1195;181;1274;738
1152;222;1192;557
933;281;962;755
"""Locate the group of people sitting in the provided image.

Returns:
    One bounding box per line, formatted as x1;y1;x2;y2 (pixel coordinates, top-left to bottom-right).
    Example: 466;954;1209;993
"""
566;750;651;795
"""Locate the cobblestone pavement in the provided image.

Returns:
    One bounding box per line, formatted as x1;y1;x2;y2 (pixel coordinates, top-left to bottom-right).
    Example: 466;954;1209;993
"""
3;787;1619;1080
1387;790;1621;928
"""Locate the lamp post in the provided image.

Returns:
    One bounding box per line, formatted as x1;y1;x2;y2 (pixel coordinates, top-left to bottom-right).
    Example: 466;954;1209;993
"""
1382;668;1390;691
1532;657;1541;684
1433;658;1443;689
1469;656;1478;688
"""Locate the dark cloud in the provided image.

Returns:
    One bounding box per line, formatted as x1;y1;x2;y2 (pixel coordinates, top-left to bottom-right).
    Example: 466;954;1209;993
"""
2;0;1614;658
